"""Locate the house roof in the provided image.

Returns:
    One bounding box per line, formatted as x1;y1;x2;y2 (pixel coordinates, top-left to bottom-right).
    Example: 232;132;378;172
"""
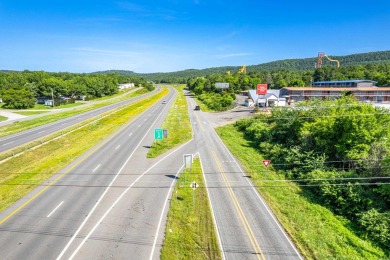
282;87;390;91
248;89;282;100
313;80;377;84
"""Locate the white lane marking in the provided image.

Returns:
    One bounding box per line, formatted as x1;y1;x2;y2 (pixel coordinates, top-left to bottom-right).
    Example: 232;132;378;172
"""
128;133;133;137
115;145;121;150
2;141;14;146
57;94;175;260
92;164;101;173
47;201;64;218
149;165;183;260
198;153;225;260
38;130;46;134
216;130;303;259
69;139;192;260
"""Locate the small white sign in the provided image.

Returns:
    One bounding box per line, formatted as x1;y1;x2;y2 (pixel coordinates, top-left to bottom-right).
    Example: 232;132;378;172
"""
184;154;193;169
215;82;229;89
190;182;199;190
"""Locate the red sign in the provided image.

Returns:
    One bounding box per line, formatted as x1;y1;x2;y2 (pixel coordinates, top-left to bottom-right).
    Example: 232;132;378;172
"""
262;160;271;168
257;84;267;95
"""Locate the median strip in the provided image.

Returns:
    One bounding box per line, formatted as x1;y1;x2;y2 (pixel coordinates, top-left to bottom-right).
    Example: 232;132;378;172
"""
0;88;169;214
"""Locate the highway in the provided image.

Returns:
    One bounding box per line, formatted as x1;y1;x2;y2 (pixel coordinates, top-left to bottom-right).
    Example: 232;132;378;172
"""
186;92;302;259
0;87;188;259
0;87;161;153
0;86;301;259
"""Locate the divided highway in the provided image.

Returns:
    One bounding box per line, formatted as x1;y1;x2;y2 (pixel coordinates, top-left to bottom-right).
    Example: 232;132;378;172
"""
0;86;302;259
0;87;161;153
0;87;186;259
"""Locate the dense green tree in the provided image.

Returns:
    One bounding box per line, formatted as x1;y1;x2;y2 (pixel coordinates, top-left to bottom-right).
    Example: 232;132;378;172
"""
232;95;390;248
2;88;36;109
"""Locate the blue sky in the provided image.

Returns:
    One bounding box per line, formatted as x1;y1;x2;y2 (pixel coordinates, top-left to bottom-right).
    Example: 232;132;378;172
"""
0;1;389;73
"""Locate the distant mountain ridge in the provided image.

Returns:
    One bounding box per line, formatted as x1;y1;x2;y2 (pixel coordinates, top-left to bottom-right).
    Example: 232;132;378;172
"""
96;50;390;81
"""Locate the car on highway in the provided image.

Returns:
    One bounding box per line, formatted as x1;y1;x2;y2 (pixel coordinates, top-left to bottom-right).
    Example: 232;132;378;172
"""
162;100;167;104
194;105;200;110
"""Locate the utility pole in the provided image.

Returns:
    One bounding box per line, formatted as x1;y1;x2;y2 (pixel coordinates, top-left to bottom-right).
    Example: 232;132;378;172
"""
51;88;55;109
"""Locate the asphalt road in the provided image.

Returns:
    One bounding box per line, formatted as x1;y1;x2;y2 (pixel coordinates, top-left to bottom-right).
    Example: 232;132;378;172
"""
0;87;302;259
0;87;188;259
186;92;302;259
0;87;162;153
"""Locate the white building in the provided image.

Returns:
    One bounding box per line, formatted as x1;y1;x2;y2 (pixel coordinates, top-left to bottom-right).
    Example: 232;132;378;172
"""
248;89;286;107
118;83;135;90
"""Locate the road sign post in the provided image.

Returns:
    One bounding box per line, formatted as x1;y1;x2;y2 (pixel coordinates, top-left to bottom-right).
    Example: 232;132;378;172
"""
154;128;163;147
184;154;193;184
262;160;271;180
190;182;198;206
154;128;163;140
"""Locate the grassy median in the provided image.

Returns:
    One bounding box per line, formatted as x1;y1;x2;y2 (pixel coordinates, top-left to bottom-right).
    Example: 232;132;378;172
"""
0;88;150;138
161;158;222;260
216;124;387;259
147;85;192;158
0;88;169;214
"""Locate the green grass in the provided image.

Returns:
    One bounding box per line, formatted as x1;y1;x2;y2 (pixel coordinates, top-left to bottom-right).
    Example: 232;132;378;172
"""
14;111;50;116
0;88;150;138
216;124;387;259
0;88;169;214
27;102;83;110
0;115;7;122
147;85;192;158
161;158;222;260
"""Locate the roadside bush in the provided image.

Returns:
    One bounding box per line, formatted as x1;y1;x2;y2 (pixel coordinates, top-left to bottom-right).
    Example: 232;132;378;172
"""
358;209;390;248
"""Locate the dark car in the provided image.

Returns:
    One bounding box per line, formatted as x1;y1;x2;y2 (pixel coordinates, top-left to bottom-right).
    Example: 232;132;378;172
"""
194;105;200;110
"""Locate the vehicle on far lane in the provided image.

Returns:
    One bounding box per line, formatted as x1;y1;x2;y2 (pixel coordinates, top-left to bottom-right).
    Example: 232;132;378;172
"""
194;105;200;110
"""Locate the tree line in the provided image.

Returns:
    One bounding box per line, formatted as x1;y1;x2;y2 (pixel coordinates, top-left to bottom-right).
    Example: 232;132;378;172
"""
185;63;390;111
234;95;390;249
105;50;390;83
0;71;154;109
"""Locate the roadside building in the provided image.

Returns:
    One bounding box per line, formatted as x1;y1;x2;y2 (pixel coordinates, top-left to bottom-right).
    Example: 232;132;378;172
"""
244;98;254;107
45;100;54;106
248;89;286;107
280;80;390;103
118;83;135;90
36;96;51;104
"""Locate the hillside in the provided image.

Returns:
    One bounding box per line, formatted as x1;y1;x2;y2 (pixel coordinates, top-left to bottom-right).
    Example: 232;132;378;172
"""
97;50;390;82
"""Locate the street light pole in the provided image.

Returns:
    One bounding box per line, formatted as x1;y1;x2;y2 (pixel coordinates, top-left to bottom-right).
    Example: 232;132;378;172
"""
51;88;55;109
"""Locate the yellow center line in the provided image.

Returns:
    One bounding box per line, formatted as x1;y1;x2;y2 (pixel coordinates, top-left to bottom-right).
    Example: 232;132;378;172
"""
212;150;265;260
0;111;140;225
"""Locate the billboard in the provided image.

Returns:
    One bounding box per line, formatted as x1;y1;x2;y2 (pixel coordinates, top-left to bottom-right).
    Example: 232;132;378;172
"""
257;84;267;95
215;82;229;89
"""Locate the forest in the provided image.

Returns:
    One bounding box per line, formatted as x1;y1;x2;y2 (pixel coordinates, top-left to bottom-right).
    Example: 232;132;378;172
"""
185;62;390;111
233;95;390;249
0;71;154;109
100;50;390;84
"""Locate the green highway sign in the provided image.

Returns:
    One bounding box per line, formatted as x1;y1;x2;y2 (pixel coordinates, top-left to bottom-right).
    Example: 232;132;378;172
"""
154;128;163;140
